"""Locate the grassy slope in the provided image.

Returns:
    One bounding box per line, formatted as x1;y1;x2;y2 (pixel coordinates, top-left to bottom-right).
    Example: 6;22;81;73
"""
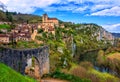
0;63;36;82
107;52;120;60
7;41;42;49
0;24;10;29
88;69;120;82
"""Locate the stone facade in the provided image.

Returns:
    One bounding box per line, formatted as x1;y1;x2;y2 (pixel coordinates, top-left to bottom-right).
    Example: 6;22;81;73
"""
42;14;59;26
0;34;11;43
0;23;38;44
38;14;59;34
0;46;49;78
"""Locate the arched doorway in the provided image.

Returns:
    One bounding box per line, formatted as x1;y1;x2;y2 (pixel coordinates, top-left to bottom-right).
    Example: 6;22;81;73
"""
25;56;40;80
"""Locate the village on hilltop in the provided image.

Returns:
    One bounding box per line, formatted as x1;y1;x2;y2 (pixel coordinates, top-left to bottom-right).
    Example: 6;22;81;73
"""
0;14;64;44
0;13;115;47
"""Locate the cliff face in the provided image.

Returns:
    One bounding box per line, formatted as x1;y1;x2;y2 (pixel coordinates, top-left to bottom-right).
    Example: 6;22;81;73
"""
97;28;115;44
0;46;49;79
80;24;115;44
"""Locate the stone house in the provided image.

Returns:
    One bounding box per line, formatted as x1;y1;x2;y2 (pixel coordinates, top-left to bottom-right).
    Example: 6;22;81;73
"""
11;24;38;41
42;14;59;26
11;27;20;33
37;14;59;34
15;32;31;41
0;34;11;43
0;29;8;33
0;22;11;24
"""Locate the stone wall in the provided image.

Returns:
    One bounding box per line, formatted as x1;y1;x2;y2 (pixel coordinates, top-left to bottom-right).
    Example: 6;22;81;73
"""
0;46;49;77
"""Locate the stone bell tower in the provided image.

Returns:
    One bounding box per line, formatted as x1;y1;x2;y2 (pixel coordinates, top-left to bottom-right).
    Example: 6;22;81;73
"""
42;13;48;23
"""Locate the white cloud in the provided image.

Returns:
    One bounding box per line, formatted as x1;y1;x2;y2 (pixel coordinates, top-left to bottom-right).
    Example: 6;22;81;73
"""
44;3;85;12
0;0;61;13
102;23;120;33
91;6;120;16
0;0;9;4
91;4;111;12
0;0;120;16
84;0;120;4
68;0;83;4
74;6;88;12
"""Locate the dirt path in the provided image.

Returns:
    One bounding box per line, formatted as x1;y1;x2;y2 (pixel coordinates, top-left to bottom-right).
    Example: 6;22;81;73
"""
41;78;68;82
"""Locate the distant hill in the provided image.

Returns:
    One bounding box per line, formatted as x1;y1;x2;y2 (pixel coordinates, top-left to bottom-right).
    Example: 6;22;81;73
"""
0;1;42;23
0;10;42;23
0;63;36;82
112;33;120;38
13;13;42;23
0;10;7;21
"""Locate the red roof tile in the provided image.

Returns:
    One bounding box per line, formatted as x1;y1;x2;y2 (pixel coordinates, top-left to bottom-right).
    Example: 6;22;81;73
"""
48;18;58;20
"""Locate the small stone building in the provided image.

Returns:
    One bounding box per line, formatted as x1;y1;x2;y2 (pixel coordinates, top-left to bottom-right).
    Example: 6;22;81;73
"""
0;34;11;44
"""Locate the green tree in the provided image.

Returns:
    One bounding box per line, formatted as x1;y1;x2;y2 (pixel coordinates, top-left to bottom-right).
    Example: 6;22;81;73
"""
6;11;13;22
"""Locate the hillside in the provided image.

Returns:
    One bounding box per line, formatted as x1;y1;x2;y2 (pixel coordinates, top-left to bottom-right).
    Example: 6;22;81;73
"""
0;63;36;82
0;10;7;21
0;10;42;23
112;33;120;38
13;13;42;23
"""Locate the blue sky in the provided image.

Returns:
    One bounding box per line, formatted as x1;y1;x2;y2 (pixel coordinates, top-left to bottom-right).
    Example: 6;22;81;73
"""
0;0;120;33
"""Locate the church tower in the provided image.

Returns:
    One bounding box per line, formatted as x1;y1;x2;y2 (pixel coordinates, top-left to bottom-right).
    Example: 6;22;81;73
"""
42;13;48;23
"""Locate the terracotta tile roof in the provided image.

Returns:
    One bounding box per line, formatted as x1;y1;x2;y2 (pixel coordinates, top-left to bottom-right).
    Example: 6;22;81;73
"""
48;18;58;20
48;26;54;31
0;34;9;37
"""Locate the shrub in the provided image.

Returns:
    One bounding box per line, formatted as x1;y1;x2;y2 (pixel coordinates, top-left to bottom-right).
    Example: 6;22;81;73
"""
71;66;87;78
87;69;120;82
79;61;93;70
50;70;91;82
97;50;106;65
70;62;120;82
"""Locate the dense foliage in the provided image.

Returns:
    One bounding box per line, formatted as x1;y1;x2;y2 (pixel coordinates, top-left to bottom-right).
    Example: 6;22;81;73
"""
5;41;43;49
48;69;91;82
70;62;120;82
0;9;118;82
36;27;74;71
97;45;120;77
